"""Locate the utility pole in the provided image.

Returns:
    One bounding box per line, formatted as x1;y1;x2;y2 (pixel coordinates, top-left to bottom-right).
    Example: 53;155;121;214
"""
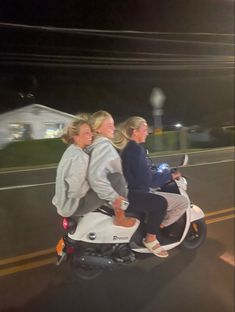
150;88;166;151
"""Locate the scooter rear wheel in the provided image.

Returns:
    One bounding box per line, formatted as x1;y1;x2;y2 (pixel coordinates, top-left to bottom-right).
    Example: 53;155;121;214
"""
181;218;207;250
71;268;102;280
70;261;103;280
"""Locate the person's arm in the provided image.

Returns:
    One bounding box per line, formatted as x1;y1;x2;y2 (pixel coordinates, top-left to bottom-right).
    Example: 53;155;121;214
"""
124;143;172;189
122;143;154;189
150;169;172;188
53;150;90;217
88;141;120;203
65;154;90;199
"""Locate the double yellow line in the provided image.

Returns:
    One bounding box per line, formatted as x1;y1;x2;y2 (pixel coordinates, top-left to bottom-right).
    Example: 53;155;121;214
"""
205;207;235;224
0;248;56;277
0;207;234;277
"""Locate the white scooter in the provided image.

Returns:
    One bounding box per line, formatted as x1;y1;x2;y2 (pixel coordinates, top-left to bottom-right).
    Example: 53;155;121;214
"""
56;155;207;279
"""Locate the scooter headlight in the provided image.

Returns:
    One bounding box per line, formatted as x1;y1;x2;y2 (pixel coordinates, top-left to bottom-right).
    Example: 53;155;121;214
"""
156;163;170;173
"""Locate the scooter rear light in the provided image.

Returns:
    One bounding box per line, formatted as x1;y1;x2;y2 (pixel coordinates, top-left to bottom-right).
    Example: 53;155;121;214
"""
63;218;69;230
62;218;77;234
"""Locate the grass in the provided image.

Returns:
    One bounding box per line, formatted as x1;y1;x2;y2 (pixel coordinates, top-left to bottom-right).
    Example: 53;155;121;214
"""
0;139;66;169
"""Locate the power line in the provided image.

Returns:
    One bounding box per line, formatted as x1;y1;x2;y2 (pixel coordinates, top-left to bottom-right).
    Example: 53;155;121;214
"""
71;31;235;47
0;22;234;37
0;52;233;62
79;48;234;59
0;22;234;47
0;59;233;70
1;43;233;59
1;23;234;71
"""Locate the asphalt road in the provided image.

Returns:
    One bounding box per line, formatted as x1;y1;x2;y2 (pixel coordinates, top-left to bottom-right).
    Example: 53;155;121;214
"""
0;147;234;312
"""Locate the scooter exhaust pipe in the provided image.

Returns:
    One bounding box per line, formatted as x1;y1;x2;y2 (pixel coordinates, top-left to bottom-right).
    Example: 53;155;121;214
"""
72;254;115;270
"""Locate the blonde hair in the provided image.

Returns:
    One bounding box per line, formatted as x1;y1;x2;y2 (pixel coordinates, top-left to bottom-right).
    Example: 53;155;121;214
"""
114;116;146;150
90;110;113;136
62;113;91;144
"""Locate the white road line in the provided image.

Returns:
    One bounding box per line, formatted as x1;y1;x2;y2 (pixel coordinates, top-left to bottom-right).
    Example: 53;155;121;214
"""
220;252;235;267
0;182;55;191
181;159;234;168
0;159;234;191
154;146;234;158
0;158;233;178
184;146;234;154
0;165;57;174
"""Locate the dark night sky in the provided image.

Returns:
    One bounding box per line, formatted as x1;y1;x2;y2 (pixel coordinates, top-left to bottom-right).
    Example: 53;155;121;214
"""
0;0;234;126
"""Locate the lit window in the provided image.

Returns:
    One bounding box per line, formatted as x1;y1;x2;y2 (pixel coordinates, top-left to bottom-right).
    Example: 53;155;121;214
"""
9;123;32;141
44;123;64;138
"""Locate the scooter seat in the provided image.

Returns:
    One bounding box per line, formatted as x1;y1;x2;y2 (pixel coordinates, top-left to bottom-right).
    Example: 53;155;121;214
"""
97;205;115;217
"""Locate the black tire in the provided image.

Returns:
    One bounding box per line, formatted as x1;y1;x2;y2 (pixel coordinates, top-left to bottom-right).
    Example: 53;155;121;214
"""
69;252;103;280
181;218;207;250
70;264;103;280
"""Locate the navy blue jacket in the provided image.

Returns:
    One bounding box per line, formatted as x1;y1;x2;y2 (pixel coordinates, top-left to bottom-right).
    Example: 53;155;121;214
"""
121;140;172;193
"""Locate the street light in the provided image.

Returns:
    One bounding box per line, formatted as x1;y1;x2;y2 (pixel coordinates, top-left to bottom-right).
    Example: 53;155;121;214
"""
175;123;182;128
174;123;188;150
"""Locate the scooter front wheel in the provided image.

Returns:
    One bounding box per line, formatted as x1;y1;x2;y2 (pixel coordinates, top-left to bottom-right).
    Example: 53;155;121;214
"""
181;218;207;250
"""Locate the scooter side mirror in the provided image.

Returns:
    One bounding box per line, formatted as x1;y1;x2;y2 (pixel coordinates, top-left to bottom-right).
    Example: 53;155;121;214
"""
180;154;189;167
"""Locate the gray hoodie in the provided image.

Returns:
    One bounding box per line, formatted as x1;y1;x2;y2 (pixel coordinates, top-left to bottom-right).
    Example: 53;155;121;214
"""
88;136;127;203
52;144;90;217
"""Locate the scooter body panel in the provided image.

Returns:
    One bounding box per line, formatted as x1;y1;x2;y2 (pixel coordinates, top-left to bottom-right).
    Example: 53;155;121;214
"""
68;212;140;243
190;204;205;221
133;207;192;253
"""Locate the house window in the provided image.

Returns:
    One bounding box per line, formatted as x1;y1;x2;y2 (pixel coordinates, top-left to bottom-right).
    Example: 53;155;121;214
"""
44;123;64;138
9;123;32;141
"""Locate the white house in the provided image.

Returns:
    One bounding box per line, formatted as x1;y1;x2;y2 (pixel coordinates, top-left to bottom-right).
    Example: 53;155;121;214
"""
0;104;76;148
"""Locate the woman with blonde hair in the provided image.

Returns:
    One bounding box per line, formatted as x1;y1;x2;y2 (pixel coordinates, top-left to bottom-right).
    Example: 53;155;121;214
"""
88;110;136;227
52;114;102;217
115;116;188;258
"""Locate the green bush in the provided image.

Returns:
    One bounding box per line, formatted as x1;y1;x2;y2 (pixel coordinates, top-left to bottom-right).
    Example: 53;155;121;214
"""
190;128;234;148
0;139;66;168
145;131;179;152
210;128;234;147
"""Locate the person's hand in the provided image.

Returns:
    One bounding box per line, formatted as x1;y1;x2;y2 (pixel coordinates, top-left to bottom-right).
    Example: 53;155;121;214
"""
112;196;125;210
171;170;182;180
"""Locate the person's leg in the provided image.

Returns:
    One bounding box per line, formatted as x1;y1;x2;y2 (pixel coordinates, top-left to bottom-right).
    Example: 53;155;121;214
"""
113;206;137;227
72;189;105;217
128;191;168;257
75;173;136;226
143;193;167;234
154;191;189;227
108;172;136;227
144;201;169;258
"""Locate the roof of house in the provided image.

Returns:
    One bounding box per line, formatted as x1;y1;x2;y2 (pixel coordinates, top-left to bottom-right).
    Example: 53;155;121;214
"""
0;104;76;120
